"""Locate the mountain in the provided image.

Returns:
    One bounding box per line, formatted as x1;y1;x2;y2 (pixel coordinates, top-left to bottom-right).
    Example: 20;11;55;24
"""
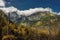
0;9;60;40
0;10;17;36
0;7;60;27
0;10;8;27
8;11;19;22
0;10;16;26
12;11;60;27
1;8;60;28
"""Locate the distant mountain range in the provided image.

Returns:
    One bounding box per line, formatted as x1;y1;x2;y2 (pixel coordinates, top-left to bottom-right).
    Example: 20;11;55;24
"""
3;10;60;27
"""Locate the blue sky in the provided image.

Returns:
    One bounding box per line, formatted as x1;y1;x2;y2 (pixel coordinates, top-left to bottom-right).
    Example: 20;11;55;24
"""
5;0;60;12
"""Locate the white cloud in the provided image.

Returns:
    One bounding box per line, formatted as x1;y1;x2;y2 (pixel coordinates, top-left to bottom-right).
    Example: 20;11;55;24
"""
17;7;52;16
0;6;18;15
57;12;60;15
0;0;5;7
0;4;60;16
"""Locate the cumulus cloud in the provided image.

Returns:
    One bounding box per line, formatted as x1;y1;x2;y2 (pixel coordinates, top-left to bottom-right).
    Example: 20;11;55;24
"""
17;7;52;16
0;0;5;7
0;6;18;15
16;7;60;16
0;6;60;16
57;12;60;15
